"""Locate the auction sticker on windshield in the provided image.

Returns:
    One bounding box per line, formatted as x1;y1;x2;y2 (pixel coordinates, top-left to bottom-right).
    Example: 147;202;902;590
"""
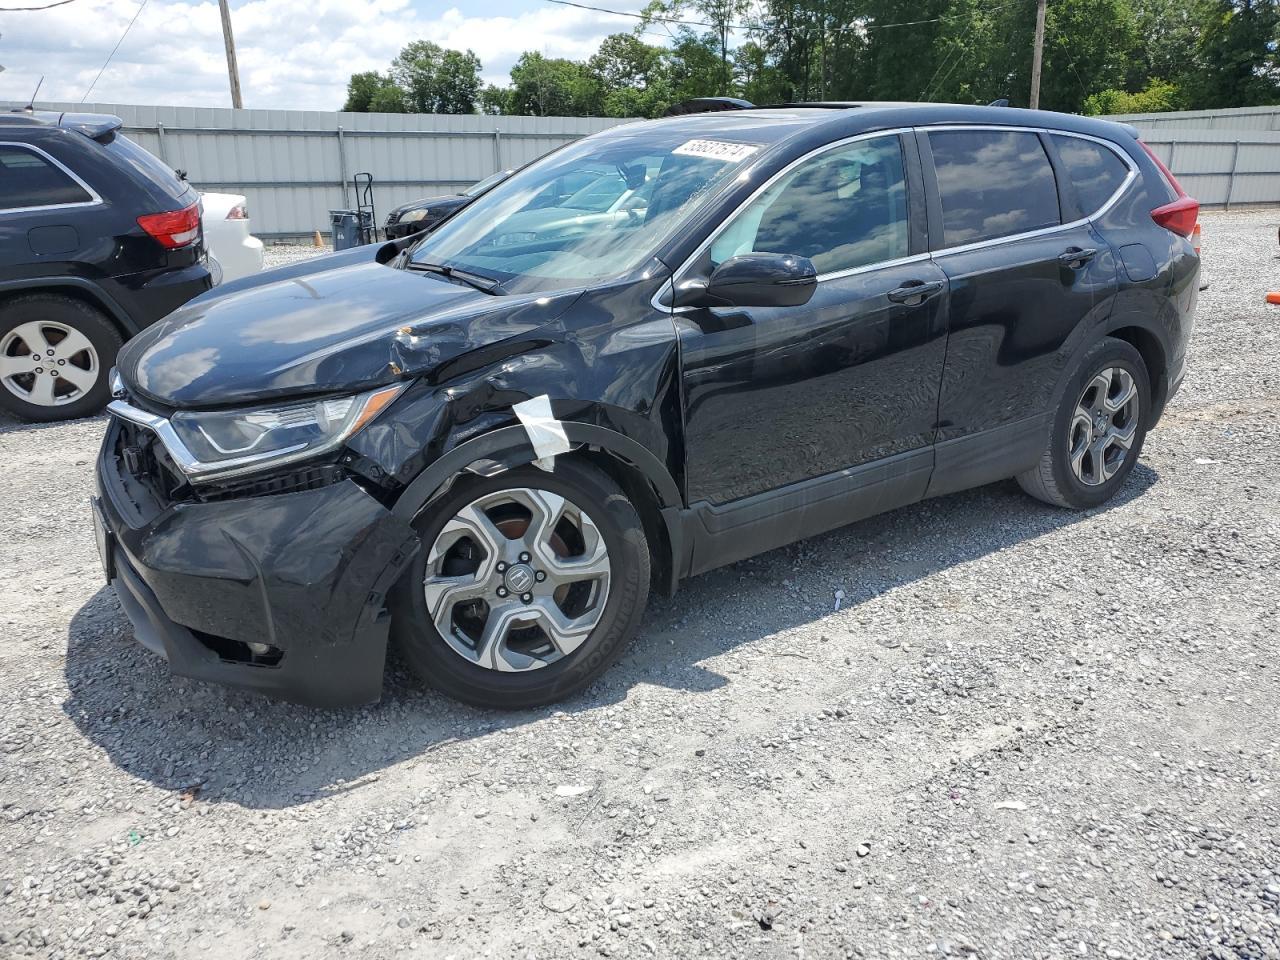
672;139;760;163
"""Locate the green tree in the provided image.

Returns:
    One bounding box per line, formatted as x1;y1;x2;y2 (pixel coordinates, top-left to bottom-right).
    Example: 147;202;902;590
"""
589;34;675;116
389;41;483;113
342;71;402;112
478;84;512;115
508;52;604;116
1185;0;1280;107
1083;78;1181;114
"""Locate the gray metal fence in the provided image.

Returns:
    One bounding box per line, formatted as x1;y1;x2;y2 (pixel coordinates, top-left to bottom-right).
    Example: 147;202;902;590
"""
9;100;1279;233
5;101;635;238
1107;107;1280;208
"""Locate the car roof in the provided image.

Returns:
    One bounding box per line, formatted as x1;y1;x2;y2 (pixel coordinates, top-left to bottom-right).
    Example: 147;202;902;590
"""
607;103;1138;150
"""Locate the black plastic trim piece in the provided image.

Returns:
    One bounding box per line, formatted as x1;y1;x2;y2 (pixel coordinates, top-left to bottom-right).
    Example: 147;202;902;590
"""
681;448;934;577
391;423;682;524
924;414;1051;500
0;276;139;334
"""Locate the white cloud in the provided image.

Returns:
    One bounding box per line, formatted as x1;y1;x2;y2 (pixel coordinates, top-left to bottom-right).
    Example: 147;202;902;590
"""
1;0;644;111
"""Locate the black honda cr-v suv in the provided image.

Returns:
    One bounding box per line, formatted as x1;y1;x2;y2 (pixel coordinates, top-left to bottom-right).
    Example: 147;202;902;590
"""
1;110;210;421
93;103;1199;709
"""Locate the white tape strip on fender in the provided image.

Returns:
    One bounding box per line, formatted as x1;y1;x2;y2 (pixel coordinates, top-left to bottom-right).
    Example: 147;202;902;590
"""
512;395;571;472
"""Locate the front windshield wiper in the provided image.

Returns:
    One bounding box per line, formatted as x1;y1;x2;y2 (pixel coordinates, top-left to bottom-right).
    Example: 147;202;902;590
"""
404;260;502;294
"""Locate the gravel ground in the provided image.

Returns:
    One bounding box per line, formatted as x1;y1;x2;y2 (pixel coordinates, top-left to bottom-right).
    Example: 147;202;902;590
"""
1;210;1278;960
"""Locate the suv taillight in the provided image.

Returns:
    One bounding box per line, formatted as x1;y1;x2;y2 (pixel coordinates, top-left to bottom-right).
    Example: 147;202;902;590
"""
1139;140;1199;239
226;204;248;220
137;203;200;249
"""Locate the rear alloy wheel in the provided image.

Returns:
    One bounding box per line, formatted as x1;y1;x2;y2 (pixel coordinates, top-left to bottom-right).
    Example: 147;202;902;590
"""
1067;366;1140;486
393;461;649;708
1017;336;1151;509
0;295;121;422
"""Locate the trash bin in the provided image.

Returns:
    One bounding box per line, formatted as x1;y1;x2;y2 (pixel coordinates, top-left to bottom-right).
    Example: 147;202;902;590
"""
329;209;360;251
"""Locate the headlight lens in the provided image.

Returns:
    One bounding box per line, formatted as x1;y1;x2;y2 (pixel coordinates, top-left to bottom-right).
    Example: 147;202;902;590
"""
400;208;429;223
168;384;403;480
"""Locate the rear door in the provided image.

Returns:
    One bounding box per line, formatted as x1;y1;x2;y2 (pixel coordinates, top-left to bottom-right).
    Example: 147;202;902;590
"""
918;126;1120;496
0;140;101;282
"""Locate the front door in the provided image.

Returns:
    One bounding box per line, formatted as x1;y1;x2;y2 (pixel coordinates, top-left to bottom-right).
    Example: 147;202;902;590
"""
676;132;949;520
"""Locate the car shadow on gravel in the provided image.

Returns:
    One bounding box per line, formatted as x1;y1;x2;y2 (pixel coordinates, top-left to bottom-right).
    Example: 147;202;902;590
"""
62;464;1158;810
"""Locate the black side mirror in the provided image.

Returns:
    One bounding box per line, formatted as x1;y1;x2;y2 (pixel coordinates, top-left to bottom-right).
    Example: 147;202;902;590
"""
674;253;818;309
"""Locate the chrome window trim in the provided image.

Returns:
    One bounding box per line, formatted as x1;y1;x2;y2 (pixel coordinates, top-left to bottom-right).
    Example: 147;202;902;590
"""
660;127;917;312
655;123;1139;313
922;124;1138;258
0;140;103;215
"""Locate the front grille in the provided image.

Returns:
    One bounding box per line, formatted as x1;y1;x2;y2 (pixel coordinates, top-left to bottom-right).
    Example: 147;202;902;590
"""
197;463;346;502
103;418;193;525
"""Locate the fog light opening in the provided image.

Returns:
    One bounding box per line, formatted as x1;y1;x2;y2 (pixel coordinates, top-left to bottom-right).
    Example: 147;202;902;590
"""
191;630;283;667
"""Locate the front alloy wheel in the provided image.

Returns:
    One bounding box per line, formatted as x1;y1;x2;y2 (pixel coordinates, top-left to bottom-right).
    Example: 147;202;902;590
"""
424;487;612;673
392;461;650;708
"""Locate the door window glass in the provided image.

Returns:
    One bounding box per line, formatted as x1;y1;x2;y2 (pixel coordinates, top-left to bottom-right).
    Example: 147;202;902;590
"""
1051;133;1131;215
710;134;910;274
928;130;1060;246
0;145;92;210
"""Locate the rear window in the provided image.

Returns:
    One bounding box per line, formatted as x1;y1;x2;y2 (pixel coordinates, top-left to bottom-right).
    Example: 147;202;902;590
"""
929;129;1060;247
1051;134;1131;215
103;134;190;201
0;144;93;210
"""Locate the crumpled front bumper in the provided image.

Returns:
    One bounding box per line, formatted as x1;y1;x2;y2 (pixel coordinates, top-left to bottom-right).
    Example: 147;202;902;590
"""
94;422;420;707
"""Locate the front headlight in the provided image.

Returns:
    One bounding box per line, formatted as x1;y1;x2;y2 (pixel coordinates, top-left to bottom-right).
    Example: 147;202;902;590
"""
400;208;430;223
166;384;403;481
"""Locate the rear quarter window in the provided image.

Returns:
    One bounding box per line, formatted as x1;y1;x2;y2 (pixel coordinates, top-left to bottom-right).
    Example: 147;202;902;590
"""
0;144;93;210
1051;134;1132;215
928;129;1061;247
102;134;191;202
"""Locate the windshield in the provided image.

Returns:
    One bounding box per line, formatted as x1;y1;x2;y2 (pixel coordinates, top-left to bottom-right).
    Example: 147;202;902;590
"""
409;129;762;293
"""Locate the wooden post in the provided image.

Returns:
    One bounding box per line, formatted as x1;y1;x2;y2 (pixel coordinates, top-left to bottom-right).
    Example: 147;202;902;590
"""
1029;0;1046;110
218;0;244;109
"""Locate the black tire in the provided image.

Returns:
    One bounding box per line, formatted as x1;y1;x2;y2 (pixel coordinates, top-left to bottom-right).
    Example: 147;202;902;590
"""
391;459;650;709
0;294;122;422
1017;336;1151;509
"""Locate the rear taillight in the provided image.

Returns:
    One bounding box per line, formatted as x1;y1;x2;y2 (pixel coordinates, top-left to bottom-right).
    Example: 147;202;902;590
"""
226;204;248;220
1139;140;1200;239
1151;196;1200;239
137;203;200;249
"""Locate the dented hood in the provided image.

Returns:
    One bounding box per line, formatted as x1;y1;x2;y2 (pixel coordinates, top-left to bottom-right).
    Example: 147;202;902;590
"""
118;260;579;408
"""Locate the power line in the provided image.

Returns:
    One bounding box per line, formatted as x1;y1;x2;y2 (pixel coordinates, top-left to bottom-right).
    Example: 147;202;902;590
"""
544;0;740;30
542;0;1028;35
80;0;147;103
0;0;80;9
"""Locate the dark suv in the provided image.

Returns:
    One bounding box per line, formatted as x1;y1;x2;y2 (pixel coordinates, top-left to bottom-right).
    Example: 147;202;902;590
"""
92;103;1199;709
0;111;210;421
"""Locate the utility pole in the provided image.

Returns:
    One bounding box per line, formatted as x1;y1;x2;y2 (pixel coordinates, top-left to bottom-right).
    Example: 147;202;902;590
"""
217;0;244;109
1029;0;1046;109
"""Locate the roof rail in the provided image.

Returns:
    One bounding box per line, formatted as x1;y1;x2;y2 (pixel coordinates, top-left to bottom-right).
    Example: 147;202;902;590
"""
663;97;755;117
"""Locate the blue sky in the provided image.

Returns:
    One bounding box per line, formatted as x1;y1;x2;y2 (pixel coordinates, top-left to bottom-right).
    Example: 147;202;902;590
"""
1;0;670;110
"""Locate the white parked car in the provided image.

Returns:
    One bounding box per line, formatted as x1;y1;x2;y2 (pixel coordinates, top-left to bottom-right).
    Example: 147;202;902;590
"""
200;192;264;284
